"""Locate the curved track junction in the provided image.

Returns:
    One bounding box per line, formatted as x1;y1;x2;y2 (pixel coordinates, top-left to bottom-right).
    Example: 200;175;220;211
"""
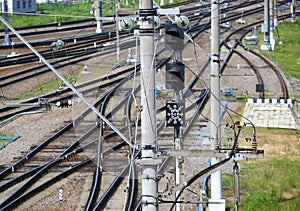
0;0;297;210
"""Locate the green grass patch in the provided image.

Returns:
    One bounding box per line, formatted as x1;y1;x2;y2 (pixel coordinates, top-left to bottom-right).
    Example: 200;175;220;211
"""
0;132;17;148
223;158;300;210
256;19;300;80
37;2;94;16
229;96;248;104
223;126;300;210
0;131;17;137
239;158;300;211
18;74;77;99
0;139;7;148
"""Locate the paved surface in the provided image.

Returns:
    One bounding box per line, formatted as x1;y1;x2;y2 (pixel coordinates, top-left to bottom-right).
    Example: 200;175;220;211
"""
243;98;299;129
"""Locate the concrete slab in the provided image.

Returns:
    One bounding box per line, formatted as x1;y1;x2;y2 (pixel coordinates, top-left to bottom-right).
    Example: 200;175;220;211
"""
243;100;298;129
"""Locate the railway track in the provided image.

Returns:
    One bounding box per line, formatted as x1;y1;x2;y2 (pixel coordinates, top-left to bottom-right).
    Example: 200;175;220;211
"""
0;72;136;209
0;1;297;210
0;0;212;49
221;13;293;99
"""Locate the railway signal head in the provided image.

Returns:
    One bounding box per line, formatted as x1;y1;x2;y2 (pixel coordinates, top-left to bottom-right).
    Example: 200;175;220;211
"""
165;23;184;50
165;62;185;91
166;101;185;127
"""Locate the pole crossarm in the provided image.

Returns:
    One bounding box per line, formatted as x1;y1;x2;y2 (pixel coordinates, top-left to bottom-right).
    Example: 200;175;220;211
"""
165;149;264;159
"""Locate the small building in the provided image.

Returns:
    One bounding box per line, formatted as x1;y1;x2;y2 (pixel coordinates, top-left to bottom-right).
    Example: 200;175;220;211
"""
0;0;36;14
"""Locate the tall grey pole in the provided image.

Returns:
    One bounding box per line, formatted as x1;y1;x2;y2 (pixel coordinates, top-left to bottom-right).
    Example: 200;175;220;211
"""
270;0;275;50
291;0;296;22
174;50;183;211
116;0;120;62
263;0;270;48
139;0;158;210
95;0;103;33
175;126;182;211
3;0;10;46
274;0;278;27
209;0;224;210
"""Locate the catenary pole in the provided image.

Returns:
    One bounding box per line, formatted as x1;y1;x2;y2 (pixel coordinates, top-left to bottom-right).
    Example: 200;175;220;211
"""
270;0;275;50
95;0;103;33
209;0;225;210
116;0;120;61
274;0;278;27
264;0;270;48
291;0;296;22
139;0;158;210
3;0;10;46
174;50;183;211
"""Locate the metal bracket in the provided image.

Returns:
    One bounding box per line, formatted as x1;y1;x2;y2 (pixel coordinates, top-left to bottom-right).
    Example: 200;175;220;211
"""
157;8;180;15
230;154;246;162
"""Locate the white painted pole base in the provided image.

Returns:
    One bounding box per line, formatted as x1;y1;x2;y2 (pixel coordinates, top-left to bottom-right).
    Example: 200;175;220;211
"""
96;20;103;33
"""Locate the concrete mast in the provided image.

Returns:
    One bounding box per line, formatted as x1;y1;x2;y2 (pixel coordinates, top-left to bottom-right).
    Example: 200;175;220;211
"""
274;0;278;27
209;0;225;210
174;50;183;211
270;0;275;50
3;0;10;46
95;0;103;33
116;0;120;61
291;0;296;22
139;0;158;210
263;0;270;49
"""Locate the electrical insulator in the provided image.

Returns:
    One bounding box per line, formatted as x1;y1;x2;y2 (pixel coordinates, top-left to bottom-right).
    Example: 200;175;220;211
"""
51;40;65;51
214;138;220;150
252;137;258;150
56;40;64;48
175;15;189;29
120;18;133;30
153;16;161;29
